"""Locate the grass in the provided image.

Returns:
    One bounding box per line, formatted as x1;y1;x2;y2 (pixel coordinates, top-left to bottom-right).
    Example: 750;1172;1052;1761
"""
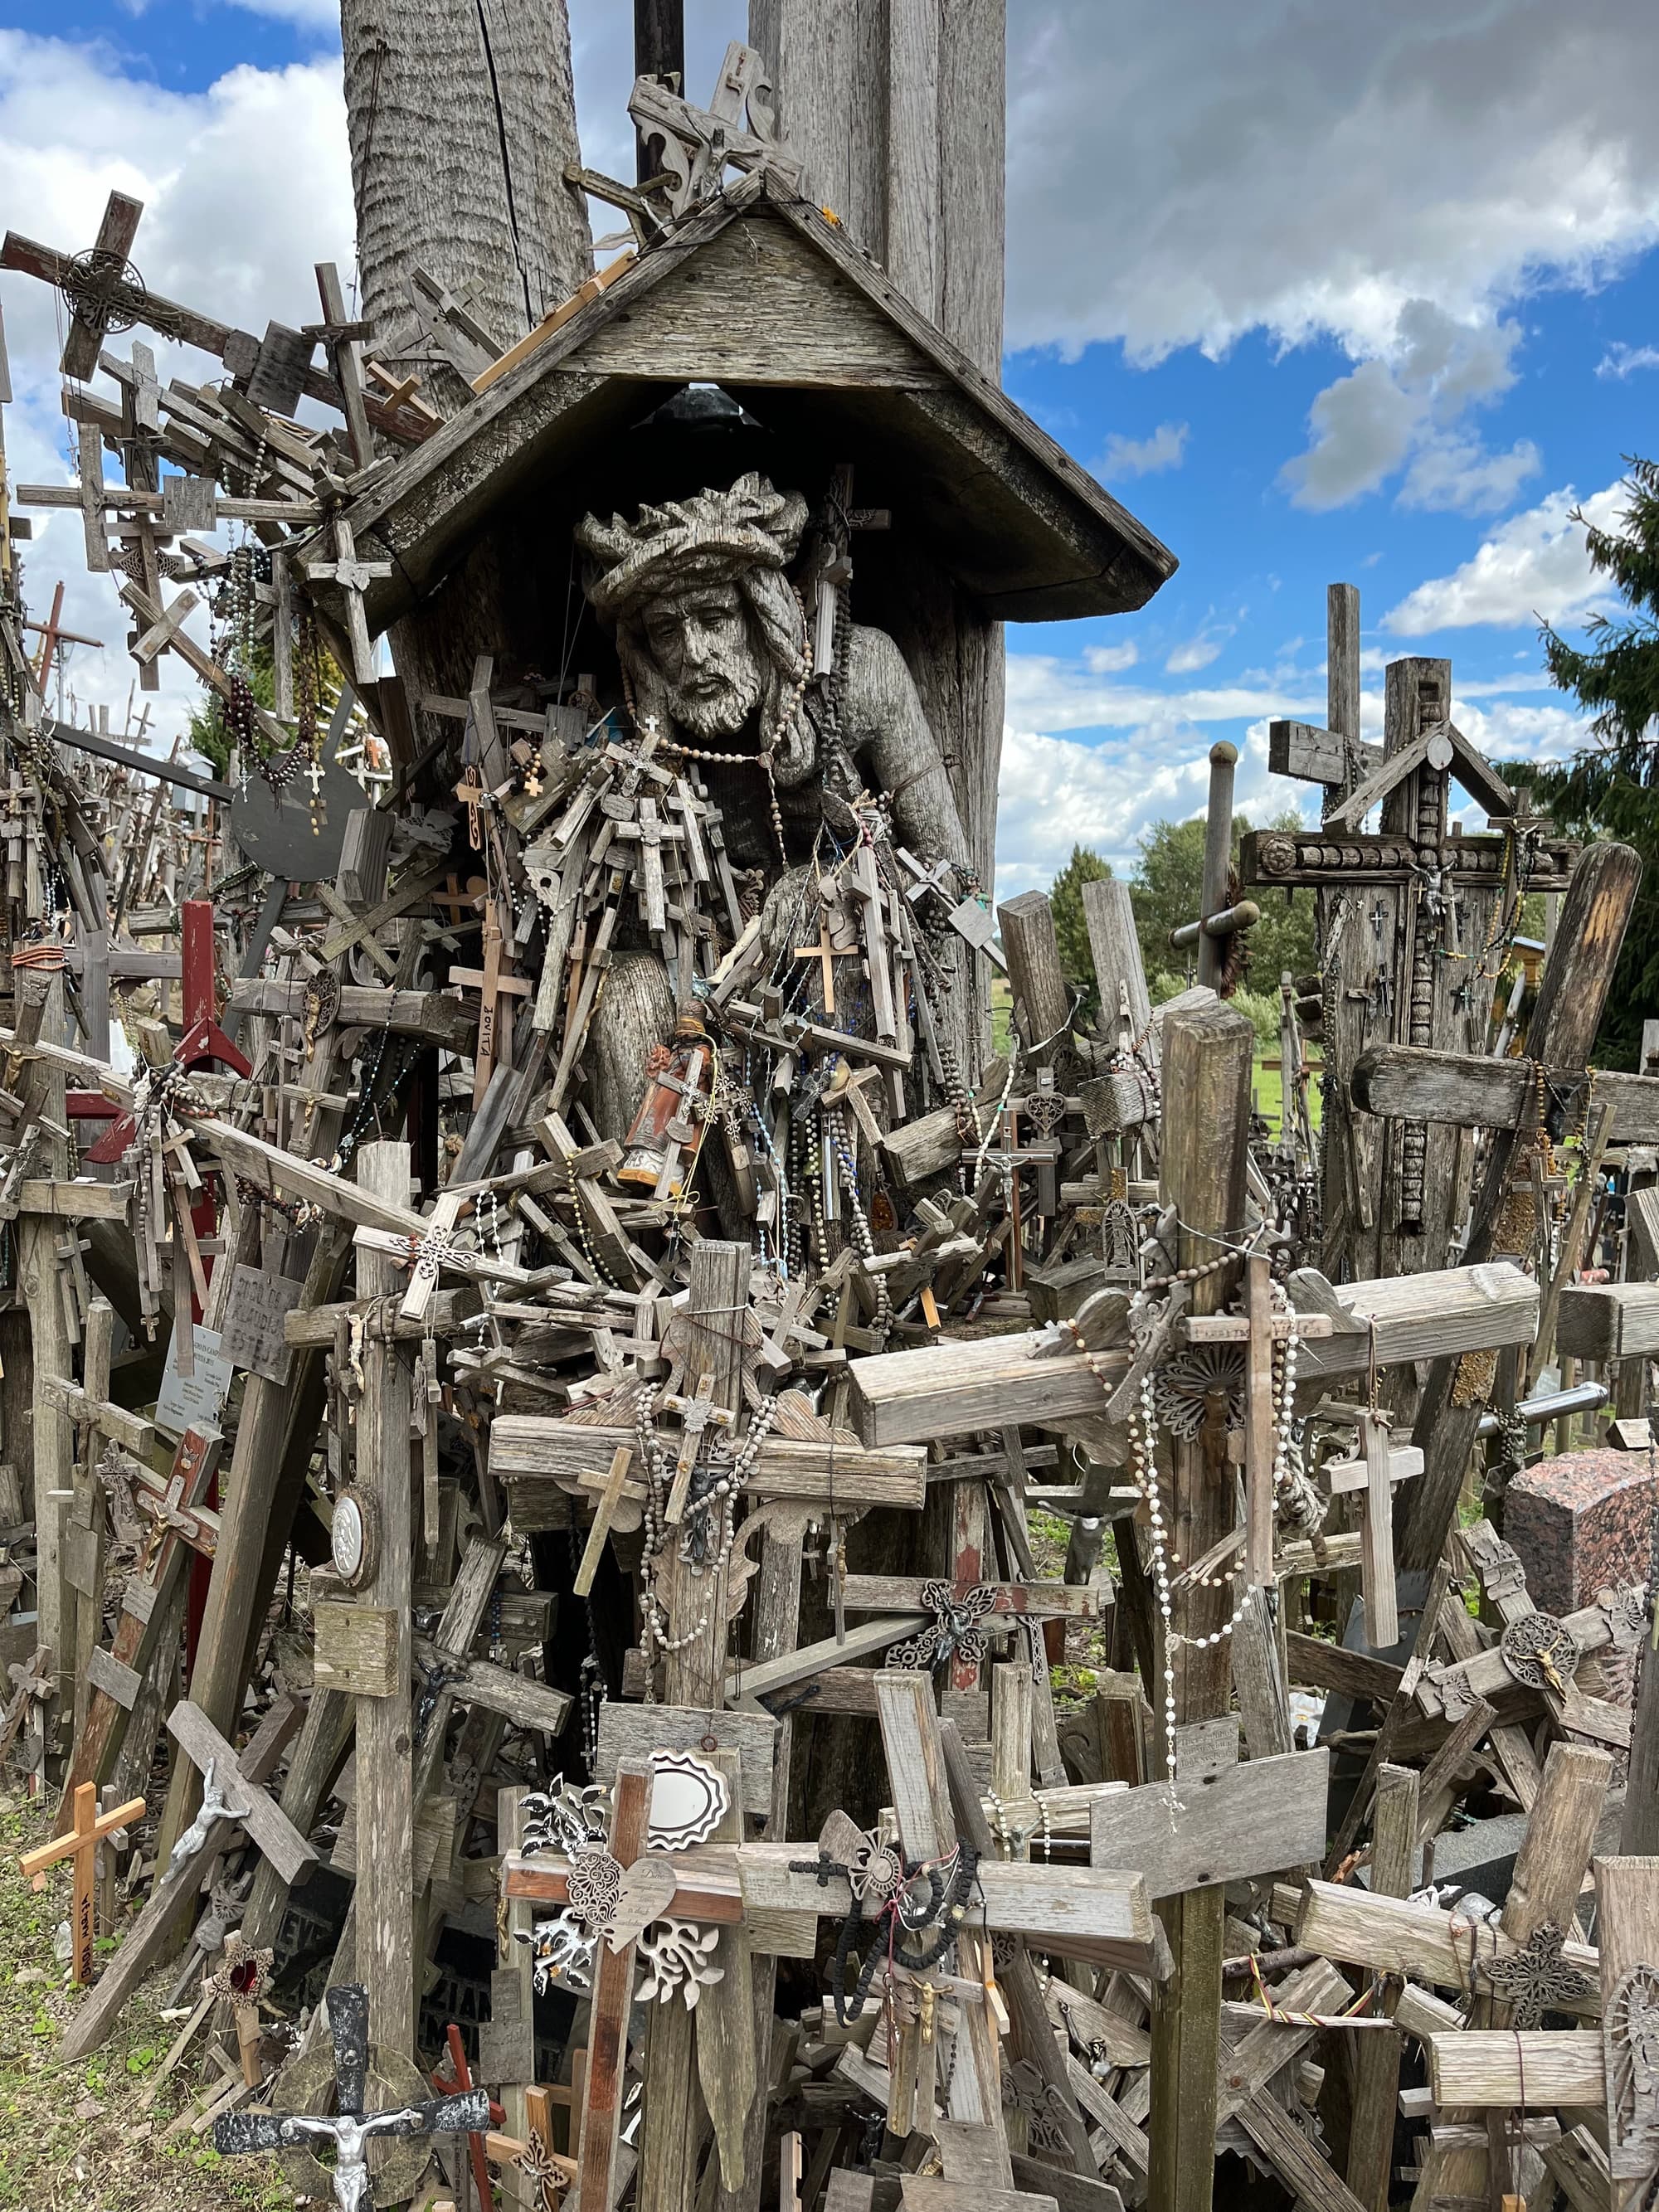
0;1791;285;2212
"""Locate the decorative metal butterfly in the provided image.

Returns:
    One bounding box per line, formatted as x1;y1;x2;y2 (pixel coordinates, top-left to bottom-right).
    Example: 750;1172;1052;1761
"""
884;1582;998;1675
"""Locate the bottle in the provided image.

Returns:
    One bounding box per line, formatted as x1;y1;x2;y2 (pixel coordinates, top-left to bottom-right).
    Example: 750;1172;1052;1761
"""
618;1011;713;1195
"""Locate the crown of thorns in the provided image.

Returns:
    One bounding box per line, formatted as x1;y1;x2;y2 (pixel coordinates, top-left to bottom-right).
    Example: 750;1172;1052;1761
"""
577;473;807;618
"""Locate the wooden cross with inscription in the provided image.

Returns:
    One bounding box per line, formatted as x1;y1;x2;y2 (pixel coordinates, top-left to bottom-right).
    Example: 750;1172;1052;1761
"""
19;1779;147;1984
449;909;531;1106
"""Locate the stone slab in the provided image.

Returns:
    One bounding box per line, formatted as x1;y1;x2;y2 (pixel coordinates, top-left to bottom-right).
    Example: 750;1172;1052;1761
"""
1506;1447;1658;1616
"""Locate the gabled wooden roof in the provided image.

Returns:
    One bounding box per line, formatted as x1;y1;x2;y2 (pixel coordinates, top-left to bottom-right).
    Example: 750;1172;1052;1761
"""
1321;718;1516;834
321;171;1177;637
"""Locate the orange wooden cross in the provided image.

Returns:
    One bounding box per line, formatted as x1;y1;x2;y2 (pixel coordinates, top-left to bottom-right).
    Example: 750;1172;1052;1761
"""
20;1781;145;1984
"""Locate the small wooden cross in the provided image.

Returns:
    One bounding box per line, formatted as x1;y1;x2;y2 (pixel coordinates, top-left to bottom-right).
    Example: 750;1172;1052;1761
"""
662;1372;736;1524
793;918;840;1014
455;764;487;853
1324;1409;1423;1647
303;515;393;687
573;1446;635;1597
19;1780;146;1984
449;913;532;1106
0;1646;54;1772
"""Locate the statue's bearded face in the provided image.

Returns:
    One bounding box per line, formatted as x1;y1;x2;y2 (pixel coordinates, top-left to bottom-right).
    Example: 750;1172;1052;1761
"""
638;580;765;739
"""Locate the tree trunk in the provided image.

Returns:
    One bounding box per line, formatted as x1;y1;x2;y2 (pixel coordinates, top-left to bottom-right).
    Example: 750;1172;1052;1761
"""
751;0;1006;946
340;0;591;738
342;0;590;383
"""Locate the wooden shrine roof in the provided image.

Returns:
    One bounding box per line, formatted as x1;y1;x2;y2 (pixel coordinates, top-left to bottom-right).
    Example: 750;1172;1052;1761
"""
309;171;1178;638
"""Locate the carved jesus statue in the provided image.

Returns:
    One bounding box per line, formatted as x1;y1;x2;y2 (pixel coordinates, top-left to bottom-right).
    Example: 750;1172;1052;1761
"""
573;473;971;1136
577;473;969;872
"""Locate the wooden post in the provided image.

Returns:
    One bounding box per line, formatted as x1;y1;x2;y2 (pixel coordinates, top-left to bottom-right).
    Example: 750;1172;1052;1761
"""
1326;583;1361;819
348;1139;415;2054
1345;1763;1419;2212
996;891;1071;1067
635;1239;750;2212
1196;741;1237;991
1147;1000;1254;2212
635;0;686;181
15;973;71;1764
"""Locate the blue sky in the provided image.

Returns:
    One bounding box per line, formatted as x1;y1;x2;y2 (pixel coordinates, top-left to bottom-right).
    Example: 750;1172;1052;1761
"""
2;0;1657;894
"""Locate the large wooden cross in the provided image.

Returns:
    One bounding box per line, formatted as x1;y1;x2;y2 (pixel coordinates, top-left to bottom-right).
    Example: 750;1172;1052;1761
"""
1245;626;1576;1279
58;1694;309;2062
56;1424;223;1816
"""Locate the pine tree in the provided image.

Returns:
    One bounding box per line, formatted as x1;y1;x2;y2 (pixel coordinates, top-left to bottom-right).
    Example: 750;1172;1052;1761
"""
1048;843;1113;1018
1530;459;1659;1068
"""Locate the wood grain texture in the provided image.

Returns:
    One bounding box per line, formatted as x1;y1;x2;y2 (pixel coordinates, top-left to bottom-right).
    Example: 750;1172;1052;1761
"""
350;1141;416;2054
1345;1764;1418;2212
1150;1002;1253;2212
1089;1749;1330;1898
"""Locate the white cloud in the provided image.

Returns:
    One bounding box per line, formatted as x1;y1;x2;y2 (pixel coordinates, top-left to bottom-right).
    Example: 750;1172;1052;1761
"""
210;0;340;31
1282;303;1531;514
1165;635;1224;674
1084;641;1138;673
1282;357;1421;508
1399;434;1541;514
1097;421;1189;479
1384;479;1630;634
1007;2;1659;365
1598;342;1659;378
0;32;355;731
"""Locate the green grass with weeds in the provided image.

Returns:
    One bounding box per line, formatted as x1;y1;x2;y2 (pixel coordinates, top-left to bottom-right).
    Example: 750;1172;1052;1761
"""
0;1792;287;2212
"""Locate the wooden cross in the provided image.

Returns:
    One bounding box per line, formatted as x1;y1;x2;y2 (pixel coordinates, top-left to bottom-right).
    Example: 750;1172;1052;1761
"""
26;580;103;691
19;1780;146;1984
793;918;840;1014
662;1372;737;1524
573;1446;635;1597
52;190;145;379
56;1694;309;2064
449;912;531;1107
303;515;393;687
1322;1409;1423;1646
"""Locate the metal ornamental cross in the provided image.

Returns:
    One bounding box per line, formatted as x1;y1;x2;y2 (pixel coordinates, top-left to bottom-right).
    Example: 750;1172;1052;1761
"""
214;1983;490;2212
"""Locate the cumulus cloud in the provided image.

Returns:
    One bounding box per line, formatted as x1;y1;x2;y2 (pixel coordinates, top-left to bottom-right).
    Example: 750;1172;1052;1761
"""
1399;434;1541;515
1384;479;1630;634
1007;1;1659;364
0;31;356;730
1282;304;1531;513
1598;342;1659;378
1097;421;1189;479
